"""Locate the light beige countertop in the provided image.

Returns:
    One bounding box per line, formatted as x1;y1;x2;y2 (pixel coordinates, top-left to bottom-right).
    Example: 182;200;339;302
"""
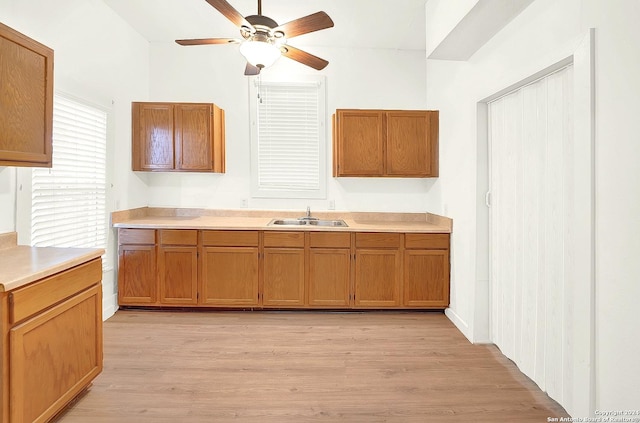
0;232;105;292
111;207;453;233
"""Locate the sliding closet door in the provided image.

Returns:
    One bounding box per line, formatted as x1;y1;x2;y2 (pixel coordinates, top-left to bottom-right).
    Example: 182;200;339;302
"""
488;66;573;403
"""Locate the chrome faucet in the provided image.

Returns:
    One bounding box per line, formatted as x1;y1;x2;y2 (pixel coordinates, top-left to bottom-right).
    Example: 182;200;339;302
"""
299;206;318;221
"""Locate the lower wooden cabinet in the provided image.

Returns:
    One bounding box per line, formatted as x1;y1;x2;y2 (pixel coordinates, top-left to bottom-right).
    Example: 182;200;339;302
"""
404;250;449;307
308;232;351;307
118;229;157;305
403;233;450;308
308;249;351;307
116;228;450;310
262;232;305;307
263;248;305;307
3;258;103;423
200;230;260;306
354;233;402;307
158;230;198;305
354;249;402;307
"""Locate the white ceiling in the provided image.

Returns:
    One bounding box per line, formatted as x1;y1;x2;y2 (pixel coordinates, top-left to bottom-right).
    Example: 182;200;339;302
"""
101;0;429;51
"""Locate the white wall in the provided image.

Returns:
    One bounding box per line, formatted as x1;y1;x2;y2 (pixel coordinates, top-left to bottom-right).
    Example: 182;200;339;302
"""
0;0;151;317
427;0;640;415
425;0;478;57
0;167;16;233
144;42;438;213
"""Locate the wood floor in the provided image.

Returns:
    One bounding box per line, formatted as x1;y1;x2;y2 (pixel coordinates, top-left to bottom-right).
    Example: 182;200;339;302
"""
55;310;568;422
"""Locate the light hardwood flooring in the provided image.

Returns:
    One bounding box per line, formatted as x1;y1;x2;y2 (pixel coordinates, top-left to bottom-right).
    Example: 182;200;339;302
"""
56;310;568;422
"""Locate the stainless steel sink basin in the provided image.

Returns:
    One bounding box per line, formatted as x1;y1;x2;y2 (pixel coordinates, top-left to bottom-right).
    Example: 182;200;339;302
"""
268;218;348;227
307;219;348;227
269;219;308;226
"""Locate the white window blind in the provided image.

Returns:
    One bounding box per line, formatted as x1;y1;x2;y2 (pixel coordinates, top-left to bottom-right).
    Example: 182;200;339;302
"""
250;77;326;199
31;94;107;252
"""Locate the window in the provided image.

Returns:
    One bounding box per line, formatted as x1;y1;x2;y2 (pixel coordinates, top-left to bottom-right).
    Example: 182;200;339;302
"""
31;94;108;254
249;76;326;199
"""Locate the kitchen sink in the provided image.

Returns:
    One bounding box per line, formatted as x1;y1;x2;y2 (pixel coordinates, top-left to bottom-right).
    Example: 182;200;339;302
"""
307;219;348;227
268;219;308;226
268;218;348;227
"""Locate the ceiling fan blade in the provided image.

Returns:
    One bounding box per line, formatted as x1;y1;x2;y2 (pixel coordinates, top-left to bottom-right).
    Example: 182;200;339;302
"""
205;0;253;30
274;11;334;39
244;63;261;76
281;45;329;70
176;38;239;46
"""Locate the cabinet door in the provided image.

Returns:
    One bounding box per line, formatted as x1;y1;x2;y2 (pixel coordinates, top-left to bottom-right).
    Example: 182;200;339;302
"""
354;249;401;307
118;244;157;305
386;111;435;177
0;23;53;167
263;248;305;307
10;284;102;423
158;246;198;305
335;110;385;176
404;249;449;308
132;102;174;170
308;248;350;307
175;104;213;171
201;247;259;306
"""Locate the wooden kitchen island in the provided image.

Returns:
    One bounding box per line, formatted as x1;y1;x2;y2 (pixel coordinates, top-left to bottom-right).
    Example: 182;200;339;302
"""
0;232;104;423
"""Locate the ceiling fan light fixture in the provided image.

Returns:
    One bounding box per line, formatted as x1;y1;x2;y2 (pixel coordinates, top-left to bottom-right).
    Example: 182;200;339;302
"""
240;40;281;69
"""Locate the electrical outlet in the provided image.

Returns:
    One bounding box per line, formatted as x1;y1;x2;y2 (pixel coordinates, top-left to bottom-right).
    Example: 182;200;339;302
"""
241;199;248;208
328;199;335;210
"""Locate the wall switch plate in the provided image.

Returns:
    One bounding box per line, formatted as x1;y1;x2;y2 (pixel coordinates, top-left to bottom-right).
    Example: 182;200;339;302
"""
241;199;248;208
328;200;335;210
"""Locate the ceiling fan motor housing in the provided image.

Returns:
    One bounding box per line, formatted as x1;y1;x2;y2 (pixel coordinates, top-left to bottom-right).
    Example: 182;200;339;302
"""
242;15;284;39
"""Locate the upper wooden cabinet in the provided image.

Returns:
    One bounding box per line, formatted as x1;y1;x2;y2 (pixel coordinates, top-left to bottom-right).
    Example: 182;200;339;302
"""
131;102;225;172
0;22;54;167
332;109;439;177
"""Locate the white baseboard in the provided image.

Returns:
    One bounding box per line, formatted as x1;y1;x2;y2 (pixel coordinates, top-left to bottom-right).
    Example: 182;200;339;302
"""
102;292;118;321
445;308;471;341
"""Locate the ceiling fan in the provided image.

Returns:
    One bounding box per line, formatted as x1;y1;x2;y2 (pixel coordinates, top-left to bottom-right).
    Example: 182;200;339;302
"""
176;0;334;76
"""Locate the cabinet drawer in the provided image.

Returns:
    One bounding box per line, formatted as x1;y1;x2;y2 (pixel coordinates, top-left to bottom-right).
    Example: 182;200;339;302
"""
159;229;197;245
355;232;401;248
118;228;155;245
9;258;102;324
405;233;450;249
309;232;351;248
264;231;305;248
202;230;259;247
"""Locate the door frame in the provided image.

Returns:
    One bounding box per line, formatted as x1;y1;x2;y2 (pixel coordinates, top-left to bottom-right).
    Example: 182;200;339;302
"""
475;29;596;417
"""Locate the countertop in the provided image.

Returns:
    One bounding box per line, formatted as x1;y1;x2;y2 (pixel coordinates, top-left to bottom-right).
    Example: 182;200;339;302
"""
111;207;453;233
0;232;105;292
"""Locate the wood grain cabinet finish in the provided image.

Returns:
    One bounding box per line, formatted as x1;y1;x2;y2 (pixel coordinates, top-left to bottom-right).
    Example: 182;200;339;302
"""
333;109;438;177
115;228;450;310
262;232;306;307
308;232;351;307
158;230;198;305
403;234;450;308
0;22;54;167
3;258;103;423
354;233;402;307
132;102;225;173
200;231;260;307
333;110;385;176
117;229;157;305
